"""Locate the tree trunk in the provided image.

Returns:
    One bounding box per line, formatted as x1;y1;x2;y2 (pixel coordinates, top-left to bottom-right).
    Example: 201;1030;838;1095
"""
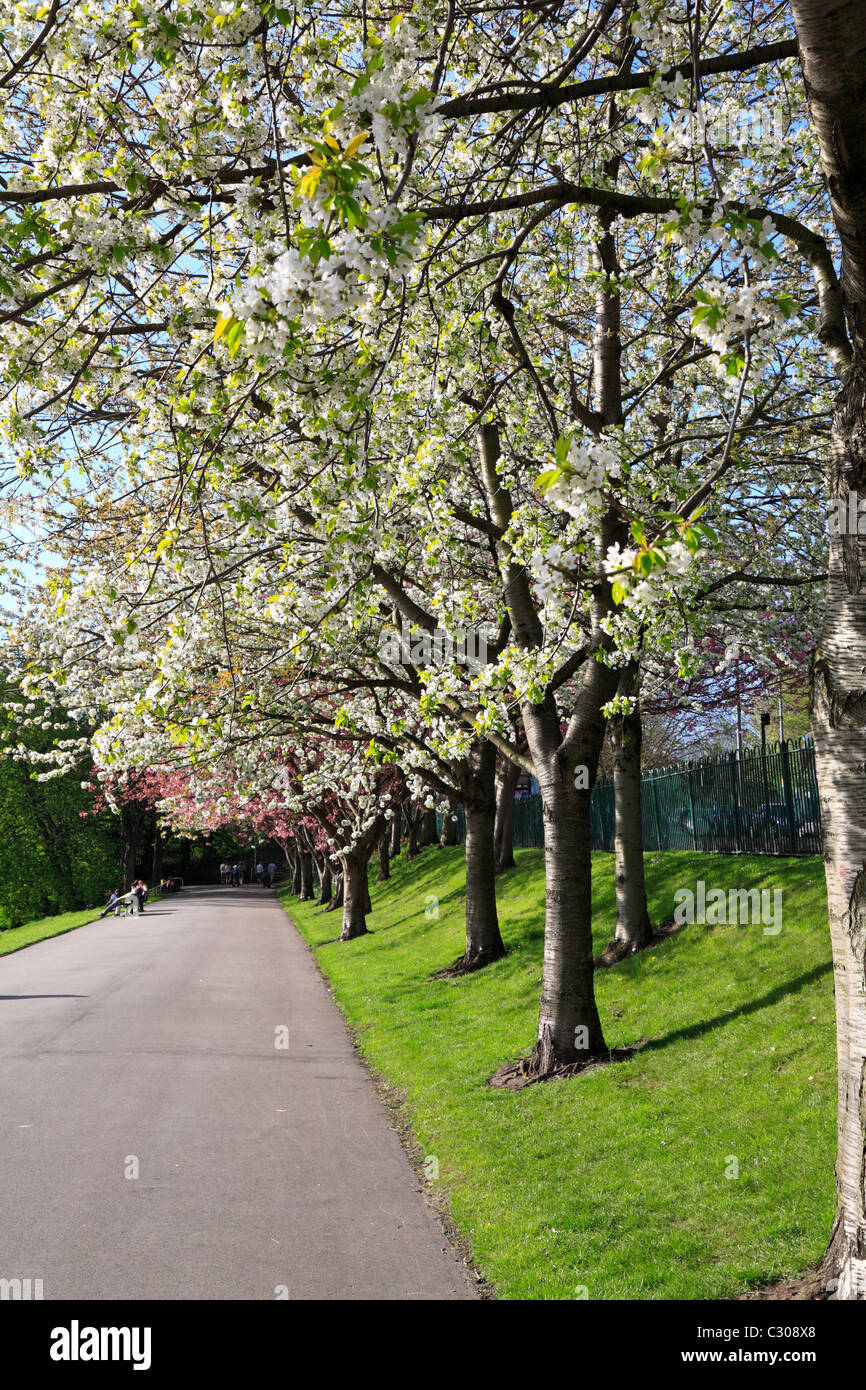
120;802;143;890
456;741;505;971
599;662;653;964
406;814;419;860
523;694;611;1074
299;850;314;901
150;828;163;885
316;857;333;905
812;363;866;1298
340;851;370;940
291;850;302;896
439;799;459;847
494;758;520;872
326;871;344;912
419;807;438;846
789;0;866;1299
480;415;620;1076
377;830;390;881
390;812;402;858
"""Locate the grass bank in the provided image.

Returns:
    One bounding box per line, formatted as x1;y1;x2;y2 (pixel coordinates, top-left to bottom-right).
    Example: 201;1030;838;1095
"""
0;905;102;956
281;846;835;1300
0;890;167;957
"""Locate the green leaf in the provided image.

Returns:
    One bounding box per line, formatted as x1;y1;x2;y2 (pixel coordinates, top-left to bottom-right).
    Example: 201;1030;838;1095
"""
226;319;245;359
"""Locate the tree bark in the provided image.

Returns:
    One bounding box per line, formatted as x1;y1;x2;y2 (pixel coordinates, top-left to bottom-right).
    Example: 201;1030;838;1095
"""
522;690;612;1073
439;799;459;846
150;827;163;885
419;807;438;845
789;0;866;1299
479;139;628;1074
316;856;333;905
299;850;314;901
377;828;391;880
405;807;419;860
340;850;370;940
390;812;402;857
812;363;866;1298
120;801;144;890
599;662;653;963
455;740;506;971
291;850;302;896
325;870;344;912
494;757;520;872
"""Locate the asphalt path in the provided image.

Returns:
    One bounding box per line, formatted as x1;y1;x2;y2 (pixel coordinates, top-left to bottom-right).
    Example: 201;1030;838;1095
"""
0;886;477;1300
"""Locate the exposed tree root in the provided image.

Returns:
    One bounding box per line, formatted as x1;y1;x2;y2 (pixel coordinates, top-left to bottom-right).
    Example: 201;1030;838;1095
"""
431;945;506;980
489;1043;644;1089
339;926;371;942
737;1269;832;1300
594;917;681;968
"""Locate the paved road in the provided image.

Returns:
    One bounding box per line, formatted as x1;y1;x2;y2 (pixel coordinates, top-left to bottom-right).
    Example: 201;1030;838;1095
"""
0;887;477;1300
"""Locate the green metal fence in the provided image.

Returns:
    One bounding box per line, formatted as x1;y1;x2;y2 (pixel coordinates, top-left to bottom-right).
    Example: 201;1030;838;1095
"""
444;735;823;857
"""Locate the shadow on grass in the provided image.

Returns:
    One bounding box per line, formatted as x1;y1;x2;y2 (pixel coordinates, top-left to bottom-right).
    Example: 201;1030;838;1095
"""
638;960;833;1057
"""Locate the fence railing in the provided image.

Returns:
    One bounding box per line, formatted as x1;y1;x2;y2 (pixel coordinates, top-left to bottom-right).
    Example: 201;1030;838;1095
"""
443;736;823;857
588;737;822;857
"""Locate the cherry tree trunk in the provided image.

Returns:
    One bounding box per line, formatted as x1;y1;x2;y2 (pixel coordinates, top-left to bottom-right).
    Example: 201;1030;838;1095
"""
150;829;163;885
326;870;344;912
479;416;618;1074
789;0;866;1298
390;814;402;858
377;830;390;881
457;742;506;971
494;758;520;873
291;852;302;896
299;850;314;902
340;851;370;940
813;362;866;1297
524;703;609;1074
120;801;145;889
439;800;459;847
406;819;419;860
316;857;332;906
419;807;438;846
600;665;653;962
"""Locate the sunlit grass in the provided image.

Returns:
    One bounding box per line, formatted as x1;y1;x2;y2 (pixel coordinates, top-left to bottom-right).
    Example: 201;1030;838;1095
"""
282;846;835;1300
0;891;166;956
0;905;101;955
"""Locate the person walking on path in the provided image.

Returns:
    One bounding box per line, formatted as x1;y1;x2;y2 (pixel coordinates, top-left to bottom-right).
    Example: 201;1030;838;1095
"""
267;861;277;888
255;862;264;886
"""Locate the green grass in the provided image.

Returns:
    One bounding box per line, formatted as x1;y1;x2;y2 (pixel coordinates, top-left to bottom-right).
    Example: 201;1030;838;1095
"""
0;891;167;956
282;846;836;1300
0;904;103;955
